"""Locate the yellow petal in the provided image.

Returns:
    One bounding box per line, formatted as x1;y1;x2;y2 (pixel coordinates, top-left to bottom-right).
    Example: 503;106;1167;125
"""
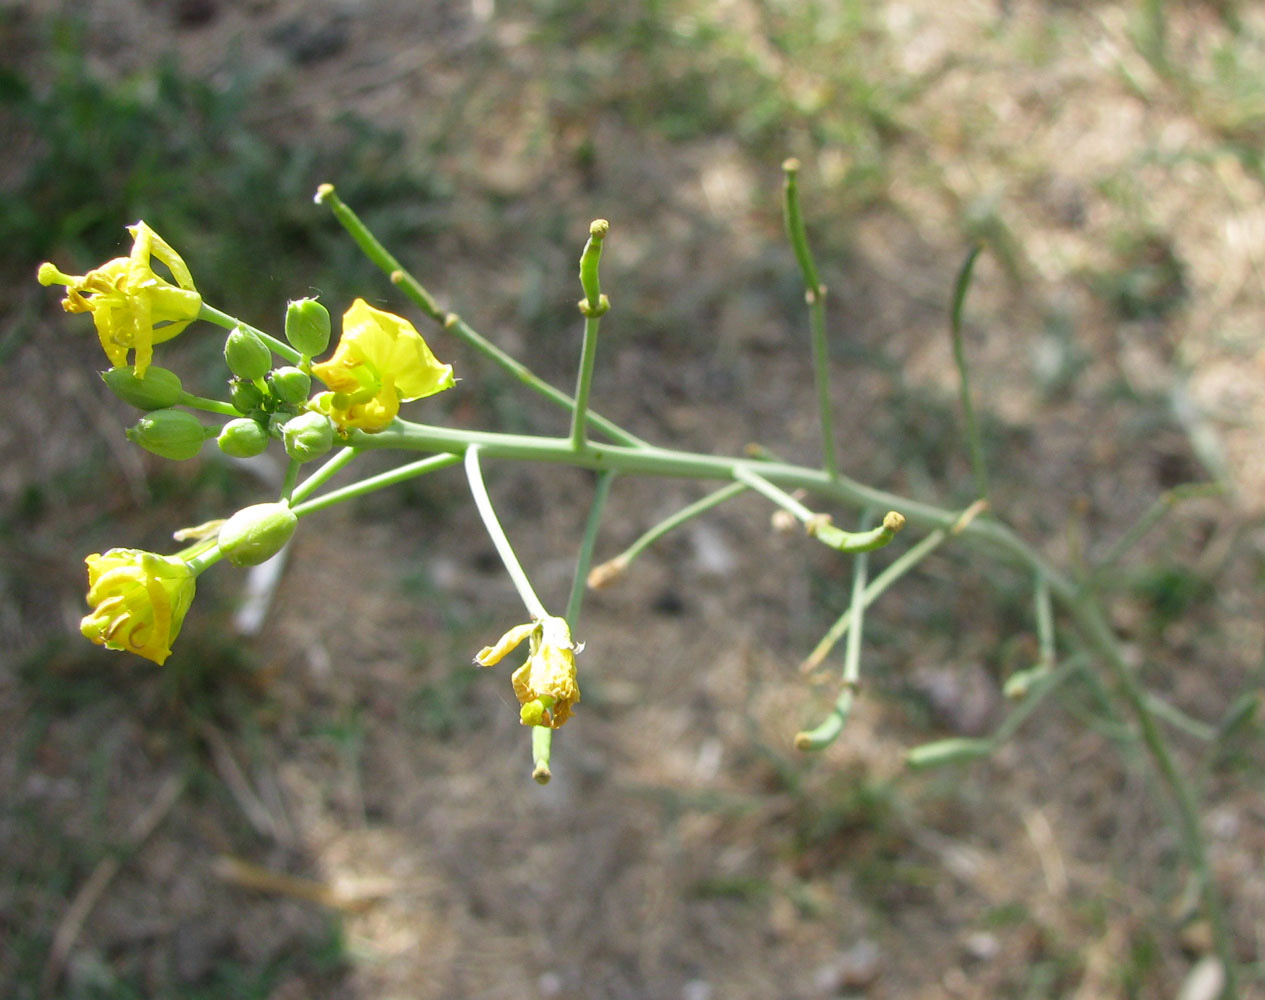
129;221;196;291
40;224;200;378
341;299;454;402
508;617;580;728
81;548;196;665
475;621;536;667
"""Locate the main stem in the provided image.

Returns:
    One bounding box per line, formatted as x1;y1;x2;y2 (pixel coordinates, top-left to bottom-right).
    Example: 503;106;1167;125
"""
345;417;1230;988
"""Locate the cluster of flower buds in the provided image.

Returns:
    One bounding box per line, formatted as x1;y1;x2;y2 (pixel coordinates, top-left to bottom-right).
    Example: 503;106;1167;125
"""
39;222;458;668
219;310;329;462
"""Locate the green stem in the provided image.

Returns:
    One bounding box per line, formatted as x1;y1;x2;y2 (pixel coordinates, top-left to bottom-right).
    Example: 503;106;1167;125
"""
570;312;604;452
185;545;225;576
734;465;816;521
314;185;644;449
995;659;1081;743
1143;692;1217;742
595;482;747;583
796;514;873;752
177;391;239;417
531;725;553;785
801;521;956;672
1035;571;1055;668
843;516;873;688
1062;595;1237;998
463;445;547;621
290;453;460;518
535;469;616;788
340;416;1234;988
907;659;1081;769
950;244;989;502
289;447;359;505
566;471;615;625
345;421;1011;560
280;458;301;502
1092;482;1224;578
734;467;902;553
782;159;838;480
198;304;302;365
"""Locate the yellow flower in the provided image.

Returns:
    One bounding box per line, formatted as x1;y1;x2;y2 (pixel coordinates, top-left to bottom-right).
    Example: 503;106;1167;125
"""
310;299;455;432
475;616;580;728
80;548;197;666
38;222;202;377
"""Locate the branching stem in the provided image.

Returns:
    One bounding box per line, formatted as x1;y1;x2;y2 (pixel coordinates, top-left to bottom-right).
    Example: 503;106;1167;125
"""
315;185;644;448
949;244;989;502
464;445;548;621
782;159;838;480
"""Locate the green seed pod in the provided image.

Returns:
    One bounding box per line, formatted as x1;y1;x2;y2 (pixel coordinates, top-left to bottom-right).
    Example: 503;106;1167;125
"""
284;298;331;356
229;377;265;414
217;502;298;567
269;366;312;406
224;327;273;380
217;417;270;458
282;411;334;463
101;365;184;410
125;409;208;461
904;738;995;770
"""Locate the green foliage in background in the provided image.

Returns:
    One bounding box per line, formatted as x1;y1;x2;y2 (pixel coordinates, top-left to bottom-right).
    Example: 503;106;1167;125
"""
0;13;445;315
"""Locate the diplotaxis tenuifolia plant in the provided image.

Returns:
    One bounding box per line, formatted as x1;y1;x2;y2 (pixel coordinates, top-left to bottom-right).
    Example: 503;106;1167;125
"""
37;162;1243;997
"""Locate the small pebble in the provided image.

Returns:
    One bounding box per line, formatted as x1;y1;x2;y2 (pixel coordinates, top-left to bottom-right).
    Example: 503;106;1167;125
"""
813;938;881;992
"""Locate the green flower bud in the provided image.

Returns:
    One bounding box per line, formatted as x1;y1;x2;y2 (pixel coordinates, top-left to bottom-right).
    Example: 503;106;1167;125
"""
229;377;265;414
125;409;209;461
267;410;291;439
217;417;270;458
269;366;312;405
224;327;273;380
284;298;331;356
282;411;334;463
101;365;184;410
217;502;298;567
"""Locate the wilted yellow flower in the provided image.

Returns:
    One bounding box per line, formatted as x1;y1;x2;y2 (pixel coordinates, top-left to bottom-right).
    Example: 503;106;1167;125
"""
38;222;202;377
475;616;580;728
80;548;197;666
310;298;454;432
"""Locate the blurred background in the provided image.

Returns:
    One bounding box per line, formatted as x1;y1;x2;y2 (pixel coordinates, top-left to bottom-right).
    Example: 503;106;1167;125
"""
2;0;1264;997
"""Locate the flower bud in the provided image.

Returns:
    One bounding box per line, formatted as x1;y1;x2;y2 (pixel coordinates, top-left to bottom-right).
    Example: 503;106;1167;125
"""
217;502;298;566
81;548;196;665
229;377;264;414
269;366;311;405
101;365;184;410
284;298;331;356
125;409;208;460
224;327;272;380
267;410;291;439
282;411;334;463
217;417;270;458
